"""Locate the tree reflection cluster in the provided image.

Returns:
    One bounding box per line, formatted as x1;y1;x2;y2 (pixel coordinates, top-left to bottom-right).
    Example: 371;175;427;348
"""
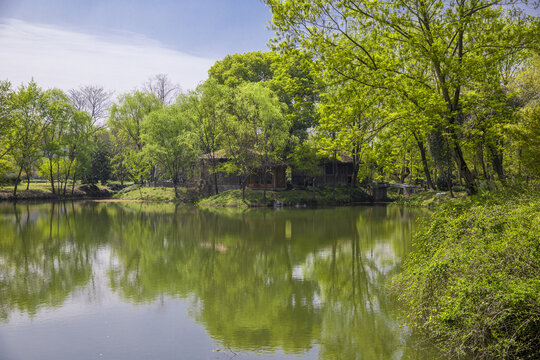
0;202;431;359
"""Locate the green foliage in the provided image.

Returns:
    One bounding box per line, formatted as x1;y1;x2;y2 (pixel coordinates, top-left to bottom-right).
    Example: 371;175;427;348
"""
85;144;112;185
209;51;274;88
0;80;14;160
125;150;150;185
142;103;198;195
108;91;162;151
209;50;320;142
266;0;539;193
507;54;540;177
290;141;323;178
393;187;540;359
220;82;290;197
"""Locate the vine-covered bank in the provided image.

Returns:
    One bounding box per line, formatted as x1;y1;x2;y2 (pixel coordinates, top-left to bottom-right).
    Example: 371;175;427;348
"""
393;187;540;359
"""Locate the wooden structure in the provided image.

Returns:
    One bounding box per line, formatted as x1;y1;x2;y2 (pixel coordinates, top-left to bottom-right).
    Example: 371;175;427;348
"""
291;154;357;187
199;152;287;192
247;166;287;190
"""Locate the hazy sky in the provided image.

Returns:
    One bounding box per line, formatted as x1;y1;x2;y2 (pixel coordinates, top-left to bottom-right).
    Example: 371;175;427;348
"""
0;0;273;93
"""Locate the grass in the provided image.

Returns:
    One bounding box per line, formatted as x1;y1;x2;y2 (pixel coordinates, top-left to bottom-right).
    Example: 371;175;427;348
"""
198;186;372;208
112;185;197;202
0;181;113;200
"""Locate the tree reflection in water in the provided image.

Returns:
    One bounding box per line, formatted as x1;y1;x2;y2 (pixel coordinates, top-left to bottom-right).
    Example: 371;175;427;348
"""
0;202;435;359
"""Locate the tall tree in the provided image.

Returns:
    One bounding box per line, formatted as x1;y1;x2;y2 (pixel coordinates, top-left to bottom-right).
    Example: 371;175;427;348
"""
221;82;289;201
266;0;538;194
108;91;162;152
209;51;320;145
0;80;14;161
508;54;540;177
143;104;198;199
40;89;76;194
144;74;180;105
182;79;226;194
68;85;113;128
6;81;50;197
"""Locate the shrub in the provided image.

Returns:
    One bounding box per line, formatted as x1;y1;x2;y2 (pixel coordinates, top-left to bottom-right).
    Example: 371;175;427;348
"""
393;187;540;359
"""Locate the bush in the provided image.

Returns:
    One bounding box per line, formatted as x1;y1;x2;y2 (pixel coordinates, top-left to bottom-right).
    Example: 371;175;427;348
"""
393;187;540;359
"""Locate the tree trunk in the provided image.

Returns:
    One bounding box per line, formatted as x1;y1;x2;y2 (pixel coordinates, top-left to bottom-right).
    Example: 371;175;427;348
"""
487;142;505;185
414;135;435;190
63;159;74;196
450;137;477;195
71;169;77;196
351;160;359;188
26;171;30;190
49;158;56;195
213;171;219;195
332;154;337;201
13;166;23;198
211;158;219;195
173;178;179;200
263;169;267;201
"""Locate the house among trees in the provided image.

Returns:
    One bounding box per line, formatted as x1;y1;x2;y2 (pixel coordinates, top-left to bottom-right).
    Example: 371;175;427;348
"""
291;154;358;187
199;151;287;193
199;150;359;193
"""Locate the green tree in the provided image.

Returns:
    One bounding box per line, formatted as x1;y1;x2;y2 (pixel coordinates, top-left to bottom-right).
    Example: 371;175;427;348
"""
209;51;320;147
40;89;77;194
0;80;14;161
266;0;538;194
221;83;289;201
5;81;50;197
508;54;540;178
125;150;150;199
142;104;199;199
183;79;226;194
82;133;112;186
209;51;274;88
108;91;162;152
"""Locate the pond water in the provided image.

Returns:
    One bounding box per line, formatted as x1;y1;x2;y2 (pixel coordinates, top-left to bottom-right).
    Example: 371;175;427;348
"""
0;202;438;360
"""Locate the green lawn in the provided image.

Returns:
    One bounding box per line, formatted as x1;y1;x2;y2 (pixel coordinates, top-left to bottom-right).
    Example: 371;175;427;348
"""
198;187;372;208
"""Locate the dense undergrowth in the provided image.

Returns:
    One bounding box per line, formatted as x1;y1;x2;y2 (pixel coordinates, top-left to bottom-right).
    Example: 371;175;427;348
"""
393;190;468;207
393;186;540;359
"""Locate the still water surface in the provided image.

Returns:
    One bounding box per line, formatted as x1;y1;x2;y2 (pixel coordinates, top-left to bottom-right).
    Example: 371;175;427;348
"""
0;202;436;359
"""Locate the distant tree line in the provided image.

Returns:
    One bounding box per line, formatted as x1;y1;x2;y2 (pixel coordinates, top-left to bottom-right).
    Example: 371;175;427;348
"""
1;2;539;199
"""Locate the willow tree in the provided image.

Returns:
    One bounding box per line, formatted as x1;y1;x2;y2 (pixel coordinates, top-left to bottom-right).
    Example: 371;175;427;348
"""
182;79;226;195
266;0;538;194
108;91;162;152
108;91;162;184
0;81;14;162
142;104;198;199
6;81;50;197
221;82;289;201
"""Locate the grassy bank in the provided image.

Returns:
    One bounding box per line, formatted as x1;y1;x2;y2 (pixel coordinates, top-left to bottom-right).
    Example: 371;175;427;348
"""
0;182;112;201
112;184;198;202
393;187;540;359
198;187;373;208
392;190;468;207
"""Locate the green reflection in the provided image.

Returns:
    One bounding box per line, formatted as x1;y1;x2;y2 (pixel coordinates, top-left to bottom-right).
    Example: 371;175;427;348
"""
0;202;109;320
0;202;436;359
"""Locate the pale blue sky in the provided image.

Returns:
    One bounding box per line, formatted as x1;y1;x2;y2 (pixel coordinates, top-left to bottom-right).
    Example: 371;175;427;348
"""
0;0;273;92
0;0;273;57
